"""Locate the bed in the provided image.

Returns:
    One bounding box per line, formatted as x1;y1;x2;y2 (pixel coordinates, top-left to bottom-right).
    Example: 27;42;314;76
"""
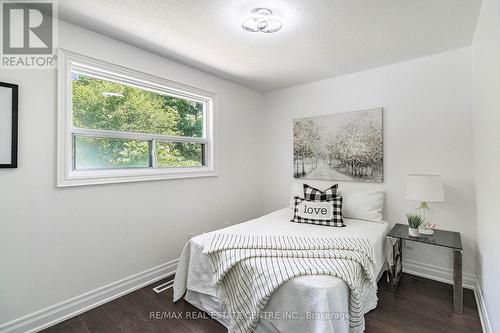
173;207;390;333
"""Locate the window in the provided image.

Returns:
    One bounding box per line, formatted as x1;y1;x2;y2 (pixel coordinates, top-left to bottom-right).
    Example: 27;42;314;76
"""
57;50;217;187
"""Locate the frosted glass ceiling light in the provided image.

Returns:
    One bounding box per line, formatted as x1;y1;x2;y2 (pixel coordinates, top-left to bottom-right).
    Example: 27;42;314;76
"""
242;8;282;33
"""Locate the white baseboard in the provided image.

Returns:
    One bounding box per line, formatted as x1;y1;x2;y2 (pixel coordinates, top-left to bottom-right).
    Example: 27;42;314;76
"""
403;259;494;332
402;259;475;290
0;258;179;333
474;279;493;333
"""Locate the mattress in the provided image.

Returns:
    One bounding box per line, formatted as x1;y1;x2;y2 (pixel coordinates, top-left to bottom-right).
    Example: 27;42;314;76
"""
173;208;390;333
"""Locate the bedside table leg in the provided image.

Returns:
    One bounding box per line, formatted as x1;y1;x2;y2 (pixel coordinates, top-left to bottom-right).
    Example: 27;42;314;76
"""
453;249;463;314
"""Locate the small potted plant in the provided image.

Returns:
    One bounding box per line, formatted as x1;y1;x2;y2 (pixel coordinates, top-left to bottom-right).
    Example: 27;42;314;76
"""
406;213;425;237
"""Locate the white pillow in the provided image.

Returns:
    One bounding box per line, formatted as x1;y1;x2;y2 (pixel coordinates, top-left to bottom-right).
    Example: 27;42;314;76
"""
340;188;384;222
290;181;384;223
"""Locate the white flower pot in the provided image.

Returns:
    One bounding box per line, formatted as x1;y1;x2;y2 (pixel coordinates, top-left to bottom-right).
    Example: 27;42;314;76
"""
408;227;420;237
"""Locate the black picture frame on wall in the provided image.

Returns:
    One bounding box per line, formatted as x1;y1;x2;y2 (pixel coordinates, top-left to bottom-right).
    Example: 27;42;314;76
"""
0;82;18;168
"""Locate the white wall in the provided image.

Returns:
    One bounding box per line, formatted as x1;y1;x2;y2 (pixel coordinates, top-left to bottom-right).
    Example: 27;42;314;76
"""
261;48;476;283
0;21;264;325
472;0;500;331
0;15;491;333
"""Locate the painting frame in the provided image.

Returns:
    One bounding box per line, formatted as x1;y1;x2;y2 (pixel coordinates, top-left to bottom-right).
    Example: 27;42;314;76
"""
0;82;19;168
293;108;383;183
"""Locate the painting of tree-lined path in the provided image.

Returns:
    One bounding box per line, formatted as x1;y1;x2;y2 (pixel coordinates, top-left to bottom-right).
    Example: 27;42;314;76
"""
293;108;383;183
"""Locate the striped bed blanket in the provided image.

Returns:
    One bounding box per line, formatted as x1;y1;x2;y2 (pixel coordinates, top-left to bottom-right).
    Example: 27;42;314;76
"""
203;234;377;333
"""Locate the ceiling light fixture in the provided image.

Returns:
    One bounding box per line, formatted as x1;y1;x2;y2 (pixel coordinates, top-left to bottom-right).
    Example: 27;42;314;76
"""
242;8;282;33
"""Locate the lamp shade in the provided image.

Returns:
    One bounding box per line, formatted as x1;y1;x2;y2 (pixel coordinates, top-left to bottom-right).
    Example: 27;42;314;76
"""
405;174;445;202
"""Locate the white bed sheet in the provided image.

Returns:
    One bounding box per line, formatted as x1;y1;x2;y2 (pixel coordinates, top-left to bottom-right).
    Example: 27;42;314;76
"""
173;208;390;333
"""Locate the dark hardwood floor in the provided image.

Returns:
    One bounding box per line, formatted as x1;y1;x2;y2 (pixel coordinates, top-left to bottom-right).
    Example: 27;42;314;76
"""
41;273;482;333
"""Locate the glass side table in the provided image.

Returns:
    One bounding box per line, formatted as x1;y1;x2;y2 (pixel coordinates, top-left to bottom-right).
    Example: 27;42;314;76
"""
386;223;463;314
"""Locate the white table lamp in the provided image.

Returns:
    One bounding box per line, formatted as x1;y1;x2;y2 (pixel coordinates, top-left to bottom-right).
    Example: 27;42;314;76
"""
405;174;445;231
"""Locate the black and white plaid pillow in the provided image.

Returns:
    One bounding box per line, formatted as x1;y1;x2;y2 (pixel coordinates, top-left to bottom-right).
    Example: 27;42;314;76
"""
291;196;344;227
303;184;339;201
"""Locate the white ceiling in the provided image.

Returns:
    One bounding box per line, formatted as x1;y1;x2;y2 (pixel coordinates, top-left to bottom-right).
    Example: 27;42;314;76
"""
59;0;482;92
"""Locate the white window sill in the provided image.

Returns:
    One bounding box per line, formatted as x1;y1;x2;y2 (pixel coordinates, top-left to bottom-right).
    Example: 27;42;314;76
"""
57;169;218;187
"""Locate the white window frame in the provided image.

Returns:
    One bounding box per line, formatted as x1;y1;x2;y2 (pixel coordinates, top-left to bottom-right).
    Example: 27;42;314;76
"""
57;49;218;187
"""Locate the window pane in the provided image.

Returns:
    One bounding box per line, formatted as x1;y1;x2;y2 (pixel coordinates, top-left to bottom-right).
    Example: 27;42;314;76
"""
72;72;204;138
74;136;149;169
156;142;204;168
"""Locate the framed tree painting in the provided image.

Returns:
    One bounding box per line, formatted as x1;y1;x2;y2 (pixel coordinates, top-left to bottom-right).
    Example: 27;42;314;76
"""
0;82;18;168
293;108;383;183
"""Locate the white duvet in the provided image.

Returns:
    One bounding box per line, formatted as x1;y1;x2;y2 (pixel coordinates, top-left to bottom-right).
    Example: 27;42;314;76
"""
173;208;390;333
